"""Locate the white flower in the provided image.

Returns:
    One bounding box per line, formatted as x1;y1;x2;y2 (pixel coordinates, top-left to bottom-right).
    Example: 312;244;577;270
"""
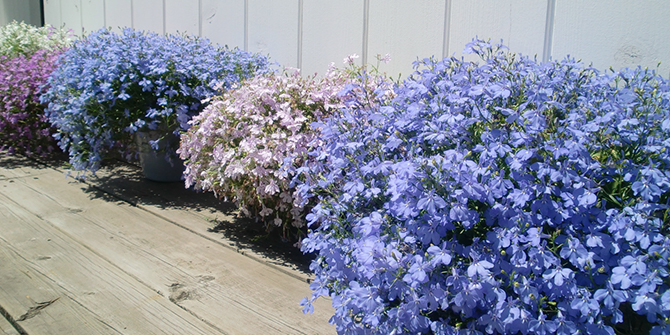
343;54;360;65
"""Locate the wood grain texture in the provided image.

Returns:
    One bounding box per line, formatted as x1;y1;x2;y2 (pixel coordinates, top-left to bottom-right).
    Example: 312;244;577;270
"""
0;154;335;334
0;242;119;335
0;190;222;334
0;310;19;335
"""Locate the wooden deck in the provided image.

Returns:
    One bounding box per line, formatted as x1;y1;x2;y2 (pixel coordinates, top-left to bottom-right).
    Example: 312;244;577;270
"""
0;153;334;335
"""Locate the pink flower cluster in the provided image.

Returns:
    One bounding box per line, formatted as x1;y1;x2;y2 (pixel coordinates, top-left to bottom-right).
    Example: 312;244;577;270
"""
0;49;61;156
179;67;349;234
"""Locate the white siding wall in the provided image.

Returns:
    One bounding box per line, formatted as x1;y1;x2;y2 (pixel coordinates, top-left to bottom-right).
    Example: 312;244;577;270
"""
14;0;670;77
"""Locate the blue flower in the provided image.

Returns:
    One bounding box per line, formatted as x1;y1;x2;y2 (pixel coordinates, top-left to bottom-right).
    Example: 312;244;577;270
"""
528;312;557;335
298;39;670;334
43;27;271;175
594;280;628;309
467;252;494;278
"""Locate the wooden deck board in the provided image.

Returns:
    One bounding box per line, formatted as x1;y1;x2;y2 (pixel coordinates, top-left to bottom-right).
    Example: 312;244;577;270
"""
0;310;19;335
0;242;120;335
0;154;335;334
0;192;223;335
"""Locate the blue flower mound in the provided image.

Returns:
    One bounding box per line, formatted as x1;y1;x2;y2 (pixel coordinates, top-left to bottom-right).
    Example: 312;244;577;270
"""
42;27;270;174
297;40;670;334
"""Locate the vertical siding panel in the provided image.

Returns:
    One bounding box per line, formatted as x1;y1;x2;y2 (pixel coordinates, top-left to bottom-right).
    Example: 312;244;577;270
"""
449;0;546;61
30;0;42;26
105;0;132;30
301;0;365;76
43;0;63;27
553;0;670;75
248;0;300;68
0;0;42;26
367;0;445;79
133;0;164;33
81;0;105;33
60;0;82;34
201;0;245;48
165;0;199;35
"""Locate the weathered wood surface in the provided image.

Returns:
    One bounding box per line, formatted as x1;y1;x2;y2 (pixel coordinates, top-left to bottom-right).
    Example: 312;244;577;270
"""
0;154;334;335
0;307;19;335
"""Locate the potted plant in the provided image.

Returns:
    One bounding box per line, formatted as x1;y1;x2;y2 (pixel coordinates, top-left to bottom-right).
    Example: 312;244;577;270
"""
0;21;74;157
42;27;271;180
179;66;352;238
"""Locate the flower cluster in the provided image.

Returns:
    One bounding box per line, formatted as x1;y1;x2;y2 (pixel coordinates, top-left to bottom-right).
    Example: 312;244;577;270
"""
0;21;74;58
298;40;670;334
42;27;270;174
179;66;350;236
0;49;62;156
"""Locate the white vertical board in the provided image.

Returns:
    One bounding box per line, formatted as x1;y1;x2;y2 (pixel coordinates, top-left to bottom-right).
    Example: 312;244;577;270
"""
553;0;670;76
301;0;365;76
43;0;63;27
448;0;547;61
81;0;105;33
368;0;446;79
105;0;132;30
165;0;199;35
248;0;300;68
201;0;245;48
133;0;164;33
60;0;82;34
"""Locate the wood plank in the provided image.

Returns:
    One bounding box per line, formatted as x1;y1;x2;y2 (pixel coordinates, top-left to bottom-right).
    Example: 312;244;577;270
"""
0;191;223;335
0;242;120;335
87;161;314;281
0;312;19;335
0;164;335;333
0;154;56;180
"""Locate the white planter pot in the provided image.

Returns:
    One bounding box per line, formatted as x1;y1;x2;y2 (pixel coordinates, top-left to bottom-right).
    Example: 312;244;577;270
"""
135;131;184;182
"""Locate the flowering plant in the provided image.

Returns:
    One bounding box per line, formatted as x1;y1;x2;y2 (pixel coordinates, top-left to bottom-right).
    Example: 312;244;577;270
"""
0;49;62;156
179;66;351;236
42;27;270;174
297;40;670;334
0;21;74;58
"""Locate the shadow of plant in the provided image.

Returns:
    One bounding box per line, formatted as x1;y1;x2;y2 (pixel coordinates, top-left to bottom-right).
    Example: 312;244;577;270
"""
0;151;68;173
83;159;236;212
80;158;313;275
207;216;315;275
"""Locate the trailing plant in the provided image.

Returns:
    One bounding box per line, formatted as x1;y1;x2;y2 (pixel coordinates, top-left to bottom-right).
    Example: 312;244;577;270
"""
0;20;74;58
42;27;271;175
297;40;670;334
0;50;63;156
0;21;72;157
0;49;62;156
180;64;361;237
